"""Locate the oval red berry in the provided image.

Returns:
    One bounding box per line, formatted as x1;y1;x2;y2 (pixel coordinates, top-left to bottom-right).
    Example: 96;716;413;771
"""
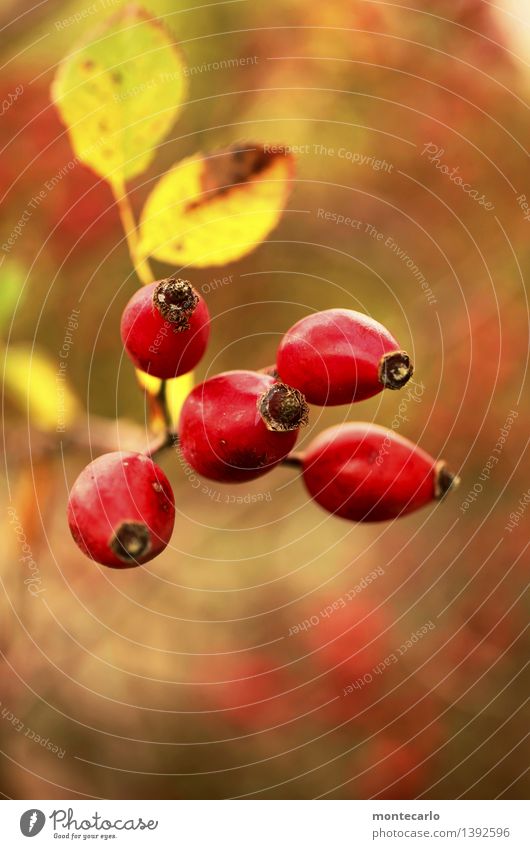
303;423;456;521
277;308;413;405
179;370;306;483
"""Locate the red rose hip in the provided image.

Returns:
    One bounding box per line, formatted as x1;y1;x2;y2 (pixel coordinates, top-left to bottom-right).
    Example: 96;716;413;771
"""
302;423;459;521
120;277;210;378
276;308;413;405
67;452;175;567
179;370;309;483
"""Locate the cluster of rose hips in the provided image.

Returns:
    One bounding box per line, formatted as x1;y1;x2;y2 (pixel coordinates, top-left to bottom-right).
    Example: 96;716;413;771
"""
67;276;458;568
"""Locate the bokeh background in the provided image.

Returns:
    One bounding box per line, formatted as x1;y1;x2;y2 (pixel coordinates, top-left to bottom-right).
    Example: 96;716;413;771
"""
1;0;529;800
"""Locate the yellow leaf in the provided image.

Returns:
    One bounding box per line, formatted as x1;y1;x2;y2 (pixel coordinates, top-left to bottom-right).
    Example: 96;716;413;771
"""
138;142;295;267
135;368;192;431
0;260;26;335
3;345;81;432
165;372;194;428
51;4;187;187
135;367;161;396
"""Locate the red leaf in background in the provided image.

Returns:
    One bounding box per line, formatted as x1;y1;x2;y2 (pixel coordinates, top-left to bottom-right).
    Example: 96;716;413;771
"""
0;73;119;255
357;735;432;799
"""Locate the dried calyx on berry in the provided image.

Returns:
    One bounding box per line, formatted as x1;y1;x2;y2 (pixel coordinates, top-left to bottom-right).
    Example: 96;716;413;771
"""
434;461;461;499
110;521;151;563
378;351;414;390
258;382;309;432
153;277;199;331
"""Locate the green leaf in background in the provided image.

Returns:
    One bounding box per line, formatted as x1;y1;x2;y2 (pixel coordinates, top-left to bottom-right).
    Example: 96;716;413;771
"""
138;143;295;267
3;345;81;432
51;4;187;187
0;260;26;336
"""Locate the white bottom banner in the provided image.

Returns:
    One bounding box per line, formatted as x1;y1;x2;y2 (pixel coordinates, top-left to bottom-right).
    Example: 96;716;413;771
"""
0;799;526;848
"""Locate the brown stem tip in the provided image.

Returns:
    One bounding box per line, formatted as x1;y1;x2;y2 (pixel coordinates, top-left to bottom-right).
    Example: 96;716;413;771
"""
111;521;151;563
258;364;280;379
153;277;199;330
259;383;309;432
281;452;304;468
379;350;414;390
434;461;461;499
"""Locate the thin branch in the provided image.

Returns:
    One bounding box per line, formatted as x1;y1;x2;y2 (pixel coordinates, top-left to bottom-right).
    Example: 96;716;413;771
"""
112;182;174;435
155;379;173;432
112;183;154;286
146;430;303;469
6;420;304;470
146;431;178;459
280;452;304;468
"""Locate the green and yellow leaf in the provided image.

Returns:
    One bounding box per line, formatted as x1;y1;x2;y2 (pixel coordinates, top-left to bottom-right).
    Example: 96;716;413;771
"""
3;345;81;431
138;142;295;267
51;4;187;187
0;260;25;335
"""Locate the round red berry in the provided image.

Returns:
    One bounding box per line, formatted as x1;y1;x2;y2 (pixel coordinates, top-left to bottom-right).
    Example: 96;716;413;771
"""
302;423;458;521
67;452;175;568
276;308;413;405
120;277;210;378
179;370;309;483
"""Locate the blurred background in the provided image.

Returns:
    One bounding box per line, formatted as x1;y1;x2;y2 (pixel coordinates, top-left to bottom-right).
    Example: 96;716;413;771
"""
0;0;528;800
